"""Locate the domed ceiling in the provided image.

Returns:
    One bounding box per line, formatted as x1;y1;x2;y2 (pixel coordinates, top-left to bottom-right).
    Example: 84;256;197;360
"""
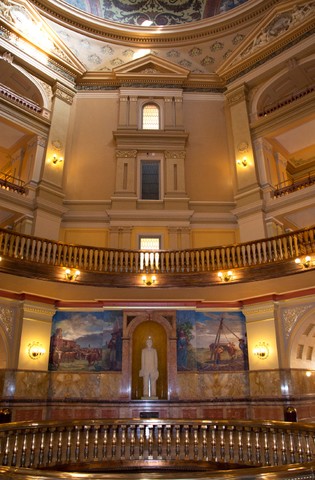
62;0;249;26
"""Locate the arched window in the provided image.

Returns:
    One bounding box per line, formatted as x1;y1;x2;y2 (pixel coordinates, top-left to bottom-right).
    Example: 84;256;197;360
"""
142;103;160;129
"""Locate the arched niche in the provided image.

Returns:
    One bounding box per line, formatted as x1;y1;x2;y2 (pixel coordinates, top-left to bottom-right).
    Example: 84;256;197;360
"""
288;307;315;370
123;311;177;401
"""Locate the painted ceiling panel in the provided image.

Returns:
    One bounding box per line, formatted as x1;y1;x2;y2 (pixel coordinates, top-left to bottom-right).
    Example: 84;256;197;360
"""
47;19;249;73
61;0;249;25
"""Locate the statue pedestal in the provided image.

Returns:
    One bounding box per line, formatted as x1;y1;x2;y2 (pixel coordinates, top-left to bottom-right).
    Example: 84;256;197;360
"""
141;396;158;400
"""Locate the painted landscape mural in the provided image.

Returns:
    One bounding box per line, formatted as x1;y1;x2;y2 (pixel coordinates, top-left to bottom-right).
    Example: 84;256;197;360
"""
49;311;123;371
176;311;248;371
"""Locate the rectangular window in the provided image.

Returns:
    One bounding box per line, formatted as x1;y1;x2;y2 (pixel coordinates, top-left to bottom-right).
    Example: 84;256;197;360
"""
141;160;160;200
139;237;161;250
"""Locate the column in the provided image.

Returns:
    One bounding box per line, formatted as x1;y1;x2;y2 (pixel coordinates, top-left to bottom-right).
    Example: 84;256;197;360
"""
164;150;189;209
33;82;75;240
111;150;137;209
18;300;55;372
226;85;266;242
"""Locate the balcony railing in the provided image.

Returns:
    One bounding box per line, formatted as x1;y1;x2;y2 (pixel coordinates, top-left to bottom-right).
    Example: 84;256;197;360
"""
0;226;314;278
273;170;315;198
0;83;42;113
0;172;27;196
0;419;314;479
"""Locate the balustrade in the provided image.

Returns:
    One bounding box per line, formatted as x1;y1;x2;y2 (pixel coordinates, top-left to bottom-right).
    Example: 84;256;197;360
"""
0;419;314;478
0;226;315;278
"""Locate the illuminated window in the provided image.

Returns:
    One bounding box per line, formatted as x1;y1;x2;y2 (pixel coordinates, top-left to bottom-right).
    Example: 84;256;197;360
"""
140;237;161;250
141;160;160;199
139;236;161;271
142;103;160;129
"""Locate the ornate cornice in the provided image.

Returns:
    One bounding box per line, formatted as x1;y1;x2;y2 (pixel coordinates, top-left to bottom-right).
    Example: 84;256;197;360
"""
30;0;278;47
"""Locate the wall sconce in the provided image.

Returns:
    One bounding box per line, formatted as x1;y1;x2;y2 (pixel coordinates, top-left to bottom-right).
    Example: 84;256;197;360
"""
237;156;248;167
218;270;233;282
52;154;63;164
253;341;269;360
142;275;156;286
28;341;46;360
306;371;312;377
295;256;312;268
65;268;80;281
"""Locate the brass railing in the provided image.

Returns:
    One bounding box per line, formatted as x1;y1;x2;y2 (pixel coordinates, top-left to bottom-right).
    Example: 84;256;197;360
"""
0;419;314;479
0;226;314;276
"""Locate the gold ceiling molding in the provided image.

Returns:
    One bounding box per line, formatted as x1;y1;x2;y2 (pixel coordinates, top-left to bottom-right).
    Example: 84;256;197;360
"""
30;0;279;47
217;0;315;82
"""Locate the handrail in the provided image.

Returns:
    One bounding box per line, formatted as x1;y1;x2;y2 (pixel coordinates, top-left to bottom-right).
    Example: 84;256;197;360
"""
257;85;315;117
0;419;314;479
0;83;42;113
273;170;315;198
0;172;27;196
0;226;314;276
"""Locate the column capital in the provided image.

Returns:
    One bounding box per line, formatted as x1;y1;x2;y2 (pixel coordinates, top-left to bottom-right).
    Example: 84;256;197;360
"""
225;84;249;106
52;82;76;105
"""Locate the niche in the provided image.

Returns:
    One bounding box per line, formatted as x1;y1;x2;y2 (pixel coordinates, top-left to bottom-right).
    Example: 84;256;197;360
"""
132;320;167;400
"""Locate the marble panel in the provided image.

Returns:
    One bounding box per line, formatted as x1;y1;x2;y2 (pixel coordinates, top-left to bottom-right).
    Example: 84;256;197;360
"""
290;370;315;395
200;372;248;399
14;371;49;399
249;370;282;397
49;372;101;399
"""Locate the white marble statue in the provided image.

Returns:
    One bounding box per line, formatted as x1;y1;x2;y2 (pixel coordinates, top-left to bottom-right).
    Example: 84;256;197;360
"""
139;336;159;398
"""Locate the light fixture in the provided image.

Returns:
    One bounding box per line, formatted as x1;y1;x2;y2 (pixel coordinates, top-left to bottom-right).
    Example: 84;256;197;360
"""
52;154;63;165
142;275;156;286
237;142;249;167
253;341;269;360
295;256;312;268
218;270;233;282
306;371;312;377
28;341;46;360
237;156;248;167
65;268;80;281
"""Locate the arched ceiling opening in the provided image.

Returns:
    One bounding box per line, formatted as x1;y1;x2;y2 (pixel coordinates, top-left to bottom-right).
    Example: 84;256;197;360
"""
60;0;250;26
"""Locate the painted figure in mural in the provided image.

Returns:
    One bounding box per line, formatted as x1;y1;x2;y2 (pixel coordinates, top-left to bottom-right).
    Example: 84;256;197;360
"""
239;338;249;369
177;329;188;369
108;332;117;370
139;336;159;398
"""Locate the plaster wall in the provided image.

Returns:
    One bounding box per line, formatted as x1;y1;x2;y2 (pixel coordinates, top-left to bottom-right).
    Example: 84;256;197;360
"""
183;95;233;202
64;94;118;200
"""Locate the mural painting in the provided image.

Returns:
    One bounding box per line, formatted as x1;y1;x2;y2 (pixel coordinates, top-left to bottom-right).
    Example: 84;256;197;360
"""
49;311;123;372
176;311;248;371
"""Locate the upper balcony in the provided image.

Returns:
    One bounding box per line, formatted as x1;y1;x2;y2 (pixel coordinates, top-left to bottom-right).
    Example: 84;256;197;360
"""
0;226;314;288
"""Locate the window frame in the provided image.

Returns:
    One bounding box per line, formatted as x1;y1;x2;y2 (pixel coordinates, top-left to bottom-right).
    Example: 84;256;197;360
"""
138;152;164;201
138;98;164;130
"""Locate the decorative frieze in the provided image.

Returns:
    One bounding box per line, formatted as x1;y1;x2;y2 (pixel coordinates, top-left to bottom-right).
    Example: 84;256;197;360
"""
281;304;313;340
0;304;16;340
